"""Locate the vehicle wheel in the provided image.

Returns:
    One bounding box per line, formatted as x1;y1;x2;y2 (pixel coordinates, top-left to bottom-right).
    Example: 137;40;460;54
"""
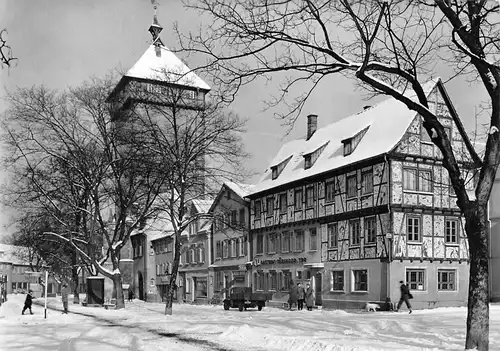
258;304;263;311
238;303;244;312
223;302;230;311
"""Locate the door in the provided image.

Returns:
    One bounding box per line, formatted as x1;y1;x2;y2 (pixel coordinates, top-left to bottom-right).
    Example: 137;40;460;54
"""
138;272;144;301
315;272;322;306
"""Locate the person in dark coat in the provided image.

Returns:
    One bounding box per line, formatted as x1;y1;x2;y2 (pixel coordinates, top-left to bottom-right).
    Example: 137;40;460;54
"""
128;287;134;302
305;284;314;311
288;282;298;310
297;283;306;310
396;280;413;314
22;290;34;315
62;284;69;314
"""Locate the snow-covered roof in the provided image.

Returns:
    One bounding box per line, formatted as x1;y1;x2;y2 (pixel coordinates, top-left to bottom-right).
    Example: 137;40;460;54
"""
225;181;255;199
0;244;31;265
250;79;439;196
191;199;214;214
125;44;211;91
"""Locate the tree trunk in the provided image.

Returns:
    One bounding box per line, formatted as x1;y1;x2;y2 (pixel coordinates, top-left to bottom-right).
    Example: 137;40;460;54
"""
72;251;80;304
112;273;125;310
465;204;490;351
165;282;175;315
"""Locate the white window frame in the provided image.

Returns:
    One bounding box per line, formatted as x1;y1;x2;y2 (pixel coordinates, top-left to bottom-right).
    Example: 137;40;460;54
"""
328;222;338;248
330;269;345;292
405;268;427;292
239;237;245;257
351;268;368;293
437;269;458;292
364;217;377;245
445;219;459;245
349;219;361;247
407;216;421;242
231;239;237;258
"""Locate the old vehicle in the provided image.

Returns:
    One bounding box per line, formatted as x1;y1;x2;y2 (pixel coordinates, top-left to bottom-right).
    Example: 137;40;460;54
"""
223;287;270;312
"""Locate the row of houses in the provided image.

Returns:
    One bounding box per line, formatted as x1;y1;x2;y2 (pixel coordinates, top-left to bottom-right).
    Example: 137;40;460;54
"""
107;13;497;310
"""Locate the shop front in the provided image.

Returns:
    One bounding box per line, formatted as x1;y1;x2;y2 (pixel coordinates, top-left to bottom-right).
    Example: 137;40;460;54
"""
184;270;209;304
209;264;251;302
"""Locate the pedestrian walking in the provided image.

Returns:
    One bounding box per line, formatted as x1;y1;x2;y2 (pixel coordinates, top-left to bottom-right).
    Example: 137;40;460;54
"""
396;280;413;314
128;287;134;302
288;281;298;310
22;290;34;315
297;283;305;310
305;284;314;311
62;283;70;314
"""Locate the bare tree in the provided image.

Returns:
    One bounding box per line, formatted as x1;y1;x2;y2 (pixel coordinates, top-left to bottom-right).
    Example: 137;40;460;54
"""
112;75;248;314
2;77;170;309
180;0;499;349
1;29;17;68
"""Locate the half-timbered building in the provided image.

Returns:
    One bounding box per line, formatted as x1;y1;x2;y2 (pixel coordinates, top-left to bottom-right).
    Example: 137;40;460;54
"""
247;78;474;309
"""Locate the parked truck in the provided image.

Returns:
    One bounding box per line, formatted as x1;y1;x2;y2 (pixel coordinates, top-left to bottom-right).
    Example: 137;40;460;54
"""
223;287;271;312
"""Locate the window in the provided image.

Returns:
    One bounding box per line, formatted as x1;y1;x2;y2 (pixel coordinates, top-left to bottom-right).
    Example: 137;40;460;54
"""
305;186;315;208
350;220;361;246
445;219;459;244
331;270;344;291
295;189;303;210
231;210;237;226
304;154;312;169
407;217;421;242
352;269;368;292
198;246;205;263
281;231;291;253
240;237;246;257
266;197;274;217
223;240;229;258
235;238;240;257
364;217;377;244
272;166;278;180
256;234;264;255
328;223;338;248
404;168;432;192
239;209;245;227
438;270;456;291
166;241;173;252
419;170;432;192
283;271;292;291
190;245;197;263
279;193;287;213
215;272;223;291
255;200;261;219
268;233;277;254
325;181;335;203
309;228;318;251
295;230;305;252
406;269;426;291
269;271;277;291
361;170;373;195
231;239;237;258
344;141;352;156
403;168;417;191
216;241;222;259
347;174;357;198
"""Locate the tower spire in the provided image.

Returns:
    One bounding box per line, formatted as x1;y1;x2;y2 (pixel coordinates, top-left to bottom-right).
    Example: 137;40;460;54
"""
149;1;163;49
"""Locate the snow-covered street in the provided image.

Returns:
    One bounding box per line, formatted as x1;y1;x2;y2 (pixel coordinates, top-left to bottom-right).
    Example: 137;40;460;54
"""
1;294;500;351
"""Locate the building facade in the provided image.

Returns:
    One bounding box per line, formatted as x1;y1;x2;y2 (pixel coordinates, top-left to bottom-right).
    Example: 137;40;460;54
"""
247;79;472;309
208;182;253;301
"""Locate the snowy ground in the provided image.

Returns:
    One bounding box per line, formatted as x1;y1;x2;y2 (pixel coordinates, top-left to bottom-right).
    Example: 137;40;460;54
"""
0;295;499;351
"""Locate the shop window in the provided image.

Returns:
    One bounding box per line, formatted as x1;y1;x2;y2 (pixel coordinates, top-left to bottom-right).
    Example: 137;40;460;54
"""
407;216;421;242
328;223;338;248
283;271;292;291
438;270;456;291
350;220;361;246
347;174;357;198
295;189;303;210
406;269;426;291
309;228;317;251
352;269;368;292
296;270;303;280
445;219;459;244
331;270;344;292
195;278;207;298
364;217;377;244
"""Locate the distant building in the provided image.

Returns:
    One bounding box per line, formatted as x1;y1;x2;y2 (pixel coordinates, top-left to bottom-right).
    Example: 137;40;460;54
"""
208;182;254;301
247;79;473;309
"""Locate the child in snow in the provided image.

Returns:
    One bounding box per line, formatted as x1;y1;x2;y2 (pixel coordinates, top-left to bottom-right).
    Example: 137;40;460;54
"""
396;280;413;314
22;290;34;315
62;283;69;314
305;284;314;311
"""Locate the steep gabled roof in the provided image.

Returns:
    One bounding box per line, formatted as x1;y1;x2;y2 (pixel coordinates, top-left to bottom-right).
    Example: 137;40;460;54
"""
191;198;214;214
249;79;439;196
225;181;255;199
125;44;211;91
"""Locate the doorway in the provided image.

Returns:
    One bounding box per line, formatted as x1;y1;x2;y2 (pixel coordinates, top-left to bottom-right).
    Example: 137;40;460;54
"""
315;272;322;306
138;271;144;301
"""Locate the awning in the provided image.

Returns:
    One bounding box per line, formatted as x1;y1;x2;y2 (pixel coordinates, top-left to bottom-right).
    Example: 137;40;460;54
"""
303;263;325;269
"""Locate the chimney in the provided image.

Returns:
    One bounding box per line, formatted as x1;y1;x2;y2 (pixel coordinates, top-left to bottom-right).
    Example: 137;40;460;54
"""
306;114;318;141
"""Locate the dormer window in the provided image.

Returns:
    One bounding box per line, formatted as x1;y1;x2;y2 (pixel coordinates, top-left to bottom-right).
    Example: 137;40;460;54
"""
271;156;292;180
342;126;370;157
303;142;329;170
